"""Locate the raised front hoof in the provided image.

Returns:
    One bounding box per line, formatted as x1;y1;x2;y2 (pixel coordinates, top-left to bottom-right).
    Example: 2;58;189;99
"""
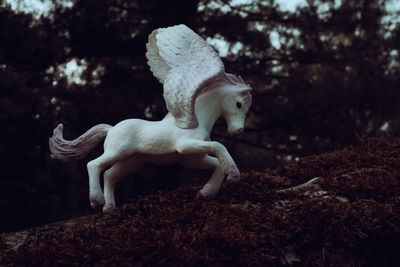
227;172;241;184
226;176;241;185
225;165;240;182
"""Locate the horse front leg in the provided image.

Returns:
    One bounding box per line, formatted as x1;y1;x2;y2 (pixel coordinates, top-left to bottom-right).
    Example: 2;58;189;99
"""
182;155;224;199
176;139;240;183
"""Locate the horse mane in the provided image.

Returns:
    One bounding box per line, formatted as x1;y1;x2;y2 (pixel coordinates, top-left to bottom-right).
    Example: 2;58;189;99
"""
198;72;252;97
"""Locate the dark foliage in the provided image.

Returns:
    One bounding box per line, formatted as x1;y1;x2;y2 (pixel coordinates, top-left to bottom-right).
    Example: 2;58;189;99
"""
1;137;400;266
0;0;399;232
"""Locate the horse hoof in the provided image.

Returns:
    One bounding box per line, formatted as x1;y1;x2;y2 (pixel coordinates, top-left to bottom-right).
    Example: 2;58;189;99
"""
90;201;104;212
103;204;116;213
225;164;240;181
227;171;241;183
89;194;105;212
226;176;241;184
196;191;205;201
197;190;218;200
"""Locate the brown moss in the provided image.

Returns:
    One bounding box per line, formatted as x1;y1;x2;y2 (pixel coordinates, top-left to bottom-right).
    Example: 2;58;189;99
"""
1;137;400;266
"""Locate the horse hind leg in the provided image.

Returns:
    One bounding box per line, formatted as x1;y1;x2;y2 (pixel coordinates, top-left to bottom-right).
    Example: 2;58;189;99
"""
103;156;143;212
87;151;128;211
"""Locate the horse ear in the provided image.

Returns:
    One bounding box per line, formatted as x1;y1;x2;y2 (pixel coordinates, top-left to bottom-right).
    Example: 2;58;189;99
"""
235;75;251;96
239;87;252;96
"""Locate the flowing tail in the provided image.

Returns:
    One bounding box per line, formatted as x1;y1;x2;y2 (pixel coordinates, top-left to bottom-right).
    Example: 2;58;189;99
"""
49;123;112;162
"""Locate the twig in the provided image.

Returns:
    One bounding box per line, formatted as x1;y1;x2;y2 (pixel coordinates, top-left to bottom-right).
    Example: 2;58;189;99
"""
276;177;321;193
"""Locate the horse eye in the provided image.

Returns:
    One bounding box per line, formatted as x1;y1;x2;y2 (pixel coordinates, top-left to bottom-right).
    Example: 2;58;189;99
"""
236;102;242;109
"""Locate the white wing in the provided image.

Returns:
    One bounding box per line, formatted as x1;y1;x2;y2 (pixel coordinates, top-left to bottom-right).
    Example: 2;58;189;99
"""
145;24;225;129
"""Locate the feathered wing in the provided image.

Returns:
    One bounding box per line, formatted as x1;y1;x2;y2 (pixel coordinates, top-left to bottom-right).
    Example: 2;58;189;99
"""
145;24;225;129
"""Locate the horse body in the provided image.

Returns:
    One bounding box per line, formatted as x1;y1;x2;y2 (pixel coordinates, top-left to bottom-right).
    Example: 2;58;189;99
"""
90;85;250;211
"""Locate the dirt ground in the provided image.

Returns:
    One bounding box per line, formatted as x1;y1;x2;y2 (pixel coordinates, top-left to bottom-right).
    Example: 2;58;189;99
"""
1;137;400;266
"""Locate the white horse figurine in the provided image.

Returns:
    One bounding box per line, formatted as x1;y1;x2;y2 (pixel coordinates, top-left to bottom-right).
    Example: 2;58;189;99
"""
49;24;252;212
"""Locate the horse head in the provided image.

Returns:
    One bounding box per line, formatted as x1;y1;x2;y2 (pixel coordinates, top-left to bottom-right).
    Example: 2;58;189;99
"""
219;73;252;135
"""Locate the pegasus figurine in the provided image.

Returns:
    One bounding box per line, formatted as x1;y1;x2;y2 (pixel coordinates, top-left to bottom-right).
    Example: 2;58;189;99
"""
49;24;252;212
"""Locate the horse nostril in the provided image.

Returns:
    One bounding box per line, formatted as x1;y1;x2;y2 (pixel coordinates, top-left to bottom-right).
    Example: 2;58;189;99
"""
237;128;244;134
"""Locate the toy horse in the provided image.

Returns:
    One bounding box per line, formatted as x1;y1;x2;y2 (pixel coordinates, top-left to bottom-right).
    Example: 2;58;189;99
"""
49;24;252;212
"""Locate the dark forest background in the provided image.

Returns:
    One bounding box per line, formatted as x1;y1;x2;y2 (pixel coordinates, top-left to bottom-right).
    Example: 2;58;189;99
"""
0;0;399;233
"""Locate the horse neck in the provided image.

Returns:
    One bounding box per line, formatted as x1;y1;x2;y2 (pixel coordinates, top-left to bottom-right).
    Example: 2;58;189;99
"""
195;88;224;134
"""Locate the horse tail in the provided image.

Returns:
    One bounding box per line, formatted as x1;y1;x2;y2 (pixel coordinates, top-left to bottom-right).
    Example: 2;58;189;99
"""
49;123;112;162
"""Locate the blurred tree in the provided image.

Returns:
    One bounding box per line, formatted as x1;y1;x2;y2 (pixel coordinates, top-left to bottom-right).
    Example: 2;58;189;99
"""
198;0;400;168
0;0;399;232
